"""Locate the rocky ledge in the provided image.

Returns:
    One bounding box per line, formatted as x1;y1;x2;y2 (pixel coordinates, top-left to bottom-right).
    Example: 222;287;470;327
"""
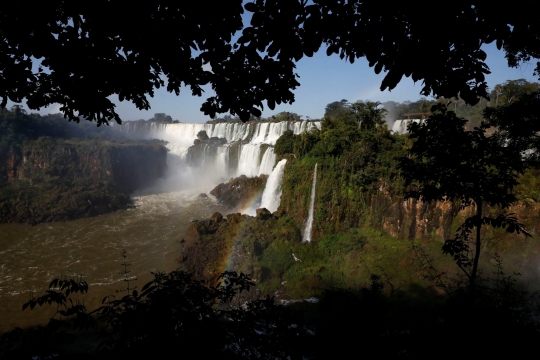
210;174;268;210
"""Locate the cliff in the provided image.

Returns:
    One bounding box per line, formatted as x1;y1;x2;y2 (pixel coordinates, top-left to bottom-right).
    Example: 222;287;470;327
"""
279;158;540;243
0;138;168;224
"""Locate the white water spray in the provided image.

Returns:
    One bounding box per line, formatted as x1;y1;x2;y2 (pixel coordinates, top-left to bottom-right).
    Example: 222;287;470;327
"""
303;163;318;243
259;159;288;213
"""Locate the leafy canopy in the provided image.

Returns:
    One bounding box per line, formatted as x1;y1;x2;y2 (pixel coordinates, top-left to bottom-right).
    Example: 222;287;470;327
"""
1;2;540;123
401;104;525;208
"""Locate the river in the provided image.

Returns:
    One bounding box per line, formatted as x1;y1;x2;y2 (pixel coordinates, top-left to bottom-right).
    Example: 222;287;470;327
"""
0;189;229;333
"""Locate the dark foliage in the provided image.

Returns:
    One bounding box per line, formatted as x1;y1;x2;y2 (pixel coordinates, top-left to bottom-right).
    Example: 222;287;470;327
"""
2;251;540;359
1;269;311;359
401;104;532;293
401;104;526;207
484;90;540;166
2;2;539;123
0;275;94;359
274;129;295;155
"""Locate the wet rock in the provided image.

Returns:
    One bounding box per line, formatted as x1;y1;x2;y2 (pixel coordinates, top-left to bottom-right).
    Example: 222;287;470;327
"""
256;208;272;220
180;209;302;299
226;213;243;224
198;193;208;198
211;212;223;222
210;174;268;210
196;130;209;141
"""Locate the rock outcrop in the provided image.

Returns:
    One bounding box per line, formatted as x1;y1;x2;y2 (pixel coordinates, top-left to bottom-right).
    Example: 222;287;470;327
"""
210;174;268;210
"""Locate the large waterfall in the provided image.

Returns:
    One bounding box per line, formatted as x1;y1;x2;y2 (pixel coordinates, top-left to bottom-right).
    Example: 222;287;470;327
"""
114;121;320;181
303;163;318;243
259;159;288;213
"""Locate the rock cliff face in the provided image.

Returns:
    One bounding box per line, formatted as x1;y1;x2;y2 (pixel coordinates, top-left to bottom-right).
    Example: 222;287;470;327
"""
278;161;540;242
0;138;168;224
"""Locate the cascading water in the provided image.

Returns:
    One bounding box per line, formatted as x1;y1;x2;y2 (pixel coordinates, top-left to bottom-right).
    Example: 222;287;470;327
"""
113;120;321;179
258;147;276;176
259;159;288;213
237;144;262;177
391;119;422;135
303;163;318;243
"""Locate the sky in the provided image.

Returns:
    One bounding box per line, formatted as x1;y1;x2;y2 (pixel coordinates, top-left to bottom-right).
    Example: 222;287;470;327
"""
12;42;540;124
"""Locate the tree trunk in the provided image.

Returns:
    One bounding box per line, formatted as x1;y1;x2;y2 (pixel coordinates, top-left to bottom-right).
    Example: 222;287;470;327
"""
470;200;482;297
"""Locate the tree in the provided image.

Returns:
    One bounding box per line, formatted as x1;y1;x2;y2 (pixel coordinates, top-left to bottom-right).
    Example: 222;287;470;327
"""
401;104;531;295
484;90;540;166
350;101;387;130
1;2;540;124
488;79;540;106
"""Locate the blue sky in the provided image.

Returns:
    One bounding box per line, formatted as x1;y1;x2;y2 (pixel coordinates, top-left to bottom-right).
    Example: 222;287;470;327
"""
113;42;539;123
15;43;539;124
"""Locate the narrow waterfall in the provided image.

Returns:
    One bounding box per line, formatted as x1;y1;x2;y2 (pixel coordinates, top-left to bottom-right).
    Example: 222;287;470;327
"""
259;159;288;213
303;163;318;243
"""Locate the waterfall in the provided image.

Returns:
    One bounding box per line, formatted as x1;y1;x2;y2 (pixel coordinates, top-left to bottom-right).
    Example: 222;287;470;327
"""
113;120;320;178
258;147;276;176
259;159;288;213
236;144;262;177
303;163;318;243
215;146;229;179
391;119;422;135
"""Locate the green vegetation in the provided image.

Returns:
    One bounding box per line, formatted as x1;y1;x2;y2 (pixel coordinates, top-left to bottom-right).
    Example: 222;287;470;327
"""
280;110;407;237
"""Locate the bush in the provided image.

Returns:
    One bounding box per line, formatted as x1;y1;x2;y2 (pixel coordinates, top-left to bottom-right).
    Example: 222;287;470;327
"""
274;129;294;155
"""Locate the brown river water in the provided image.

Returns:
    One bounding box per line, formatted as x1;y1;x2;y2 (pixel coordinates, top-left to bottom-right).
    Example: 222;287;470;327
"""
0;189;229;333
